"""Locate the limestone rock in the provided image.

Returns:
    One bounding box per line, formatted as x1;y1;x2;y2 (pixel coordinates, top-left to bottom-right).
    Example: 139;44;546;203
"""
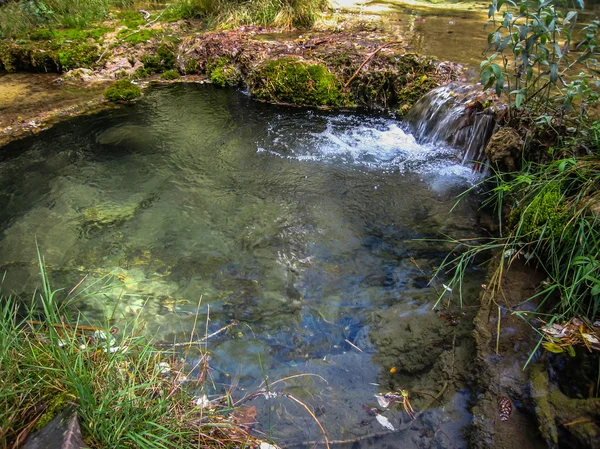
485;127;523;171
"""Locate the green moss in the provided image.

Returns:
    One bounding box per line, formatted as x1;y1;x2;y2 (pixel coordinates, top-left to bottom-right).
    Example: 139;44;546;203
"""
29;29;55;41
520;184;567;241
124;29;160;46
161;70;180;80
395;74;439;117
206;56;241;87
34;392;72;431
116;10;147;29
56;42;99;71
140;43;176;74
103;80;142;102
0;41;58;72
250;57;349;107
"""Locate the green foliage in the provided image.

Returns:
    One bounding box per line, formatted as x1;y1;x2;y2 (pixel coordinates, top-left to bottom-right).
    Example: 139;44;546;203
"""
161;69;180;80
123;28;160;45
251;57;349;107
171;0;328;28
437;155;600;320
0;0;134;38
103;79;141;101
56;41;99;70
139;43;176;74
481;0;599;119
206;56;240;87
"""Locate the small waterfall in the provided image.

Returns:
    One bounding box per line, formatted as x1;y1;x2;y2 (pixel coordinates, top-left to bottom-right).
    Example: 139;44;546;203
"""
406;82;498;166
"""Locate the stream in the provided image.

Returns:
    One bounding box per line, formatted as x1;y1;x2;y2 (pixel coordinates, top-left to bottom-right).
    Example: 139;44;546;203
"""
0;84;487;447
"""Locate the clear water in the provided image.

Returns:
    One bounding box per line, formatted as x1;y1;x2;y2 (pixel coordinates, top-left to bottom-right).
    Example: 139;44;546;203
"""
0;84;485;447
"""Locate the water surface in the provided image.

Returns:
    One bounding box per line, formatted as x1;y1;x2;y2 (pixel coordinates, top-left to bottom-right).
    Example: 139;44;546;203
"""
0;84;484;447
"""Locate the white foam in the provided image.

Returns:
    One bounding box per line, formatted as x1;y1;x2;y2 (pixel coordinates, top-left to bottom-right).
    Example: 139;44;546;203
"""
256;113;481;187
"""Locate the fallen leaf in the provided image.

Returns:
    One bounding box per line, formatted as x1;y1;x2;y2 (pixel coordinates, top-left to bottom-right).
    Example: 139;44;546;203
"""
582;333;599;344
233;406;258;428
375;394;391;409
542;342;564;353
375;413;395;431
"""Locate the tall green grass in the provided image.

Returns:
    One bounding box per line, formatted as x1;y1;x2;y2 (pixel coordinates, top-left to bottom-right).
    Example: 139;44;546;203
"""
172;0;329;28
435;154;600;321
0;0;135;38
0;252;256;448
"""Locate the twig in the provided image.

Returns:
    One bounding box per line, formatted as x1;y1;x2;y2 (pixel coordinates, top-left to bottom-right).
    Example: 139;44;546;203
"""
96;47;109;64
67;274;88;297
345;339;363;352
170;320;238;347
27;320;116;335
282;393;330;449
344;41;403;88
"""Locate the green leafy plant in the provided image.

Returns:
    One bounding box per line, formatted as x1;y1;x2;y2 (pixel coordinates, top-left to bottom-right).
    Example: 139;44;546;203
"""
481;0;599;121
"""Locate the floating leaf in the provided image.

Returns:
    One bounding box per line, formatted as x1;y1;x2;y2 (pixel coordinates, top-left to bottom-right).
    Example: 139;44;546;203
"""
375;394;391;409
566;345;576;357
375;414;395;431
542;342;564;353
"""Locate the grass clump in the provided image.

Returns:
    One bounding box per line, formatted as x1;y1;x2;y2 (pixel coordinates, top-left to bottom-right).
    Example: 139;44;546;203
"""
171;0;328;28
161;69;180;80
0;0;135;39
103;79;141;102
435;155;600;322
0;256;263;448
250;57;348;107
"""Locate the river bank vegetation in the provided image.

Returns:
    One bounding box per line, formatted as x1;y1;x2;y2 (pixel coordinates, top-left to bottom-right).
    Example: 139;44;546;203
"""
1;0;600;448
0;254;270;448
439;0;600;332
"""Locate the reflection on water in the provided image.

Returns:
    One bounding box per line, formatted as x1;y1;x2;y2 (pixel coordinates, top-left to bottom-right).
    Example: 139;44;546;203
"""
0;84;484;447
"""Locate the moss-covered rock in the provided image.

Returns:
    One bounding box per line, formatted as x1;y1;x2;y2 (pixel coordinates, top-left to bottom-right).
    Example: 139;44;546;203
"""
55;42;99;71
0;41;58;72
519;184;567;241
249;57;349;107
0;38;99;72
103;80;141;102
34;392;72;431
161;69;180;80
531;364;600;449
140;43;175;74
206;56;241;87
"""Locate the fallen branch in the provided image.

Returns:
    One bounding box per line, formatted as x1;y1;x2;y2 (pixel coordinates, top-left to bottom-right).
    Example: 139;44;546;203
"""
344;41;403;88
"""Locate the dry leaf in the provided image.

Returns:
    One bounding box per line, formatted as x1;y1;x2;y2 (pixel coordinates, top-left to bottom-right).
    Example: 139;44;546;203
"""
233;405;258;428
375;414;395;431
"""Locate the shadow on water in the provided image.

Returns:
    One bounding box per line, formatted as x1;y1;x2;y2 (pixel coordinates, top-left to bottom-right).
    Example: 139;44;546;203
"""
0;84;486;448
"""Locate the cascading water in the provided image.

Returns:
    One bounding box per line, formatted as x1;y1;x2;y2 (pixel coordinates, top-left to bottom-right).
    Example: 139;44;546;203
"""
406;82;498;168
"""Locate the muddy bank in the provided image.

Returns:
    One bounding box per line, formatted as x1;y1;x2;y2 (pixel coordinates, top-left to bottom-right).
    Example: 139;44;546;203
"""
470;257;600;449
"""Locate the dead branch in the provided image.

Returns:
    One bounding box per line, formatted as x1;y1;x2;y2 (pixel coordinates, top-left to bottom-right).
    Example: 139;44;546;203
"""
344;41;403;88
